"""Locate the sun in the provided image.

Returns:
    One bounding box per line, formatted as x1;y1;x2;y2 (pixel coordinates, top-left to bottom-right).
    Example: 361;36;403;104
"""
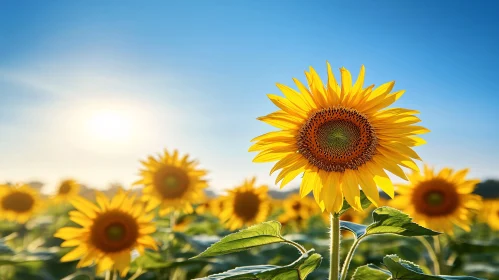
86;109;132;142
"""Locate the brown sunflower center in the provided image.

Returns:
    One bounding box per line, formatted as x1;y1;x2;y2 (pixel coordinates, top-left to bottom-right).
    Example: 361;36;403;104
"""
1;191;34;213
291;201;302;211
298;107;377;172
153;166;190;199
412;179;460;216
90;210;139;253
233;191;260;221
58;182;72;194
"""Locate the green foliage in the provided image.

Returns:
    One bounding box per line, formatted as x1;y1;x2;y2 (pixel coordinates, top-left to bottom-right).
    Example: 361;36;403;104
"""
193;221;289;259
340;206;440;239
352;255;485;280
194;250;321;280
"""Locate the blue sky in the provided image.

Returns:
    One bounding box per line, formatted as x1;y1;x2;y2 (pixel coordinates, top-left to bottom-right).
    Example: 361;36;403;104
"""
1;0;498;194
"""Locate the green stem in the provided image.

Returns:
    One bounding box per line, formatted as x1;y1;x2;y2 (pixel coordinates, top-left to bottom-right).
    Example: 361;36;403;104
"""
417;237;440;275
339;236;363;280
105;270;114;280
329;213;340;280
283;239;307;254
433;235;445;275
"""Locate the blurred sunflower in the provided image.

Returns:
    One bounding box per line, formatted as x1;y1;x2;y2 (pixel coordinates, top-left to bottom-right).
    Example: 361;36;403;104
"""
391;166;482;234
250;62;427;213
54;189;157;277
196;197;225;216
52;179;80;204
135;149;208;216
219;177;271;230
0;184;43;224
278;194;316;227
480;200;499;231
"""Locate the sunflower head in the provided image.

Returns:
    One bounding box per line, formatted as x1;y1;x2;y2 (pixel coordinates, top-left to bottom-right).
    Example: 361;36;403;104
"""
54;189;158;277
278;194;316;227
390;165;482;234
218;177;271;231
478;199;499;231
135;149;208;216
52;179;80;203
0;184;43;224
250;62;427;213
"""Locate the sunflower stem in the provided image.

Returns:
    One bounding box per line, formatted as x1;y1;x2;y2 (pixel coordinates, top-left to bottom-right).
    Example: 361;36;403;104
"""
417;236;440;275
339;236;364;280
329;213;341;280
105;270;115;280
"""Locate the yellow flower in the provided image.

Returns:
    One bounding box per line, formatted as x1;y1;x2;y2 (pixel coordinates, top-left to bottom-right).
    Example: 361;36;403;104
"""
135;149;208;216
54;189;158;277
219;177;271;230
52;179;80;204
196;196;225;216
390;165;482;234
0;184;43;224
278;194;316;227
250;62;427;213
479;200;499;231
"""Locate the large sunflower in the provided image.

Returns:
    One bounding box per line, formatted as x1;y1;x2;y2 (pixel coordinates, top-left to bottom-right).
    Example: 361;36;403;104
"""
390;165;482;234
52;179;80;204
0;184;43;224
54;189;158;277
250;63;427;213
219;177;271;231
135;149;208;216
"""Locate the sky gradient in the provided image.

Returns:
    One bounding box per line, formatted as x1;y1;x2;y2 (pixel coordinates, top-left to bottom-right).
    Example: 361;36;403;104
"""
1;0;498;194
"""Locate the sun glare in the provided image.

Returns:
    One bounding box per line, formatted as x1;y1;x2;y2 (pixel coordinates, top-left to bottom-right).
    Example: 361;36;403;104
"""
87;110;132;141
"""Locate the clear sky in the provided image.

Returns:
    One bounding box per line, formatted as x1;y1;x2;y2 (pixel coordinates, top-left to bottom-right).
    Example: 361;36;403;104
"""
1;0;498;194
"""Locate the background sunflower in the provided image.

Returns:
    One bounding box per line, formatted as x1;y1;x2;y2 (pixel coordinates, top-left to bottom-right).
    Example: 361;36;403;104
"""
135;149;208;216
52;179;80;204
0;184;43;224
390;165;482;234
54;189;158;277
218;177;271;231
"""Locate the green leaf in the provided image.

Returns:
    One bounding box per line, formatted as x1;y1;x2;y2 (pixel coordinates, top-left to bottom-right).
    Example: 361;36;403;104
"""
352;265;390;280
340;221;367;239
338;190;372;215
192;221;287;259
382;254;485;280
194;250;322;279
0;241;14;256
365;207;440;237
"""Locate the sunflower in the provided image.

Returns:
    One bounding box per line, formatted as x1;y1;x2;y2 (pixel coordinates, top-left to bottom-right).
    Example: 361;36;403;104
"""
479;200;499;231
54;189;158;277
278;194;316;227
250;62;427;213
390;165;482;234
219;177;271;231
0;184;43;224
135;149;208;216
52;179;80;203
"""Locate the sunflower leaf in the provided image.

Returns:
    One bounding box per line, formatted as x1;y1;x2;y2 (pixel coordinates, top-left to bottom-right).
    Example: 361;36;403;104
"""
365;207;440;237
338;190;372;215
381;254;485;280
193;250;322;279
351;264;391;280
340;221;367;239
192;221;290;259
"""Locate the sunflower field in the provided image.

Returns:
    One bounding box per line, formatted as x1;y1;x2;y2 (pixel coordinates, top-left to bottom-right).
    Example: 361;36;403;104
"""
1;64;498;280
